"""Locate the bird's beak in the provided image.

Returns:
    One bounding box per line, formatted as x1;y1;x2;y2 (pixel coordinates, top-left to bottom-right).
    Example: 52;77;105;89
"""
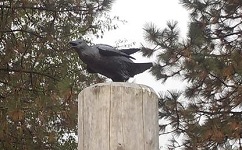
69;41;78;47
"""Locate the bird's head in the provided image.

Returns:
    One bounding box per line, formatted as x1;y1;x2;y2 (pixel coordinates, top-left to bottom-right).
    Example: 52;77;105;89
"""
69;38;87;51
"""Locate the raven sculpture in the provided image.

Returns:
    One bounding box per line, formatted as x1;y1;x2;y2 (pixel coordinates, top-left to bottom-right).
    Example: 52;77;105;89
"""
70;39;153;82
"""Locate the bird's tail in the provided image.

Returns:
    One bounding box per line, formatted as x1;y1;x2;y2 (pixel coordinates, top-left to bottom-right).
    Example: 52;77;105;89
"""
129;62;153;77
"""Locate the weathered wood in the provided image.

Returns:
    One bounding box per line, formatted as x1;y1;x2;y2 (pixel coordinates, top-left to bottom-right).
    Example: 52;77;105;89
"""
78;82;158;150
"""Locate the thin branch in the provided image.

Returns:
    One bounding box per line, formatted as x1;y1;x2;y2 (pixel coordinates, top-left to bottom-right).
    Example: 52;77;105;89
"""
0;29;43;38
197;110;242;116
0;5;89;13
208;72;235;88
0;68;59;81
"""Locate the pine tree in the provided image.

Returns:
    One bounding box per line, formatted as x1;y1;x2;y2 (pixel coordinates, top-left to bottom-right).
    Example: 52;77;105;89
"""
142;0;242;149
0;0;115;149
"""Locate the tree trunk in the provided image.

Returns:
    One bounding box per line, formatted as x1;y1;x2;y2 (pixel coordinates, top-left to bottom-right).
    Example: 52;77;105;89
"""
78;82;158;150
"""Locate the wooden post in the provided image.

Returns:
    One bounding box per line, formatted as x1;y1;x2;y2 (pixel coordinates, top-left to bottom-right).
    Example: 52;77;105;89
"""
78;82;158;150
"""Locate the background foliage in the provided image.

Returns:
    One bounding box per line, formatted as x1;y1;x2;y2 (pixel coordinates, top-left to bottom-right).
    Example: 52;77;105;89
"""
0;0;115;149
143;0;242;149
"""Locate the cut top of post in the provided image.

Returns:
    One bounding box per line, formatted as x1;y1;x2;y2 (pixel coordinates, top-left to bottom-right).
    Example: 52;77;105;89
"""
78;82;159;150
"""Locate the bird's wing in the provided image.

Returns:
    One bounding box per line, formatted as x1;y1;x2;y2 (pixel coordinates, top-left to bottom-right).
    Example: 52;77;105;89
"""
120;48;140;55
95;44;135;59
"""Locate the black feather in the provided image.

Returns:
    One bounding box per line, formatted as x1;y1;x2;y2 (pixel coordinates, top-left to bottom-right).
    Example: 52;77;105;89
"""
70;39;153;82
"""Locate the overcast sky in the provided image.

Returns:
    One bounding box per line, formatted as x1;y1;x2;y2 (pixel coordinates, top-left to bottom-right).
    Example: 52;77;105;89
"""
93;0;190;94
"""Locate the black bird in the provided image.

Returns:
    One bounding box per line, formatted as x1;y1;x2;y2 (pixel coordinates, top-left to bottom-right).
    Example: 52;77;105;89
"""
69;39;153;82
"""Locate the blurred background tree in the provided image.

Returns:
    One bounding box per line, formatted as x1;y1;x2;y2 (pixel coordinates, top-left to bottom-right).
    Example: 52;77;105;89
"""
142;0;242;149
0;0;117;149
